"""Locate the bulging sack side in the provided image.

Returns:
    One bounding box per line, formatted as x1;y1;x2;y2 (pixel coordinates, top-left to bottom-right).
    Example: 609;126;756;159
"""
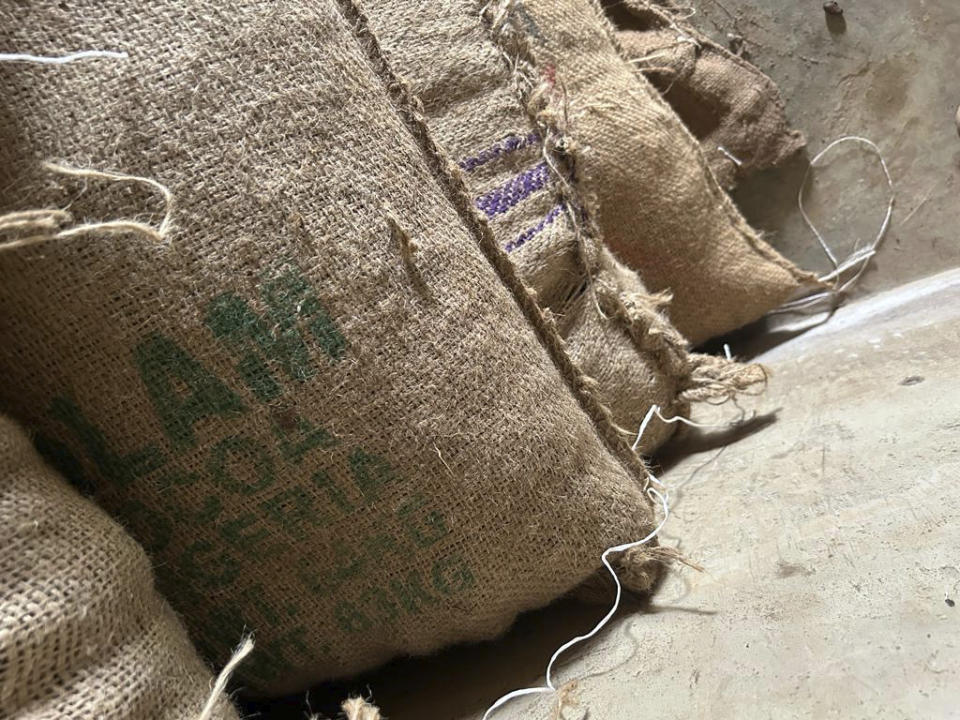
0;0;657;695
0;413;240;720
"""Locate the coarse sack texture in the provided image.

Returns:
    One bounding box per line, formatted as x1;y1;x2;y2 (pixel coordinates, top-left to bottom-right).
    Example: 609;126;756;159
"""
602;0;806;190
0;0;661;696
491;0;821;345
365;0;764;451
0;413;240;720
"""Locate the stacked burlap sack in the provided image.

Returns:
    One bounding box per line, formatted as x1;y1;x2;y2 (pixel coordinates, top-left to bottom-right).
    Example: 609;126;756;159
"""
1;0;813;715
601;0;806;191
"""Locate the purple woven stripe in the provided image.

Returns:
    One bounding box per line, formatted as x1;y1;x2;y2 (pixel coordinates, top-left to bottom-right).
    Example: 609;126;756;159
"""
506;203;564;253
459;132;540;172
475;162;550;218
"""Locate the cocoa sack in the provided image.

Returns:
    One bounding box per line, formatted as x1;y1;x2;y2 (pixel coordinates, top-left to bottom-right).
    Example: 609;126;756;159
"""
603;0;805;190
0;0;657;695
366;0;763;450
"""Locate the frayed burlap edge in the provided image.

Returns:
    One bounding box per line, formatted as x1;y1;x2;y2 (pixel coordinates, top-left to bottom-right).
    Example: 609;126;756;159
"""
681;353;769;406
572;544;705;602
584;271;768;427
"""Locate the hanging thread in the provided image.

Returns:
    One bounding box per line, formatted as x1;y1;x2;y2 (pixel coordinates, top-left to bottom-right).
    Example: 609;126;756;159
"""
481;486;668;719
482;397;753;719
631;403;736;453
773;135;895;315
482;404;680;720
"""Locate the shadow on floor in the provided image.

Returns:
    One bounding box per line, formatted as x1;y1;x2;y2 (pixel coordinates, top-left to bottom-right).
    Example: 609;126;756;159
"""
241;594;650;720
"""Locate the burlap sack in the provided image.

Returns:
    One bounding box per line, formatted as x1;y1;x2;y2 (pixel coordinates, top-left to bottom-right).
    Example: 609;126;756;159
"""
365;0;763;451
0;0;660;695
486;0;821;344
0;413;239;720
603;0;805;190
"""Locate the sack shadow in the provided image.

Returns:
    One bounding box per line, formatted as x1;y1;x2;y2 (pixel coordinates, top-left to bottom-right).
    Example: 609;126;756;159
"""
242;593;661;720
656;408;780;474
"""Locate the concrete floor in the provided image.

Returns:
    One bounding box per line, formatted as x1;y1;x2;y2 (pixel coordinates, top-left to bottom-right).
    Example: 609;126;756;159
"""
694;0;960;297
558;268;960;720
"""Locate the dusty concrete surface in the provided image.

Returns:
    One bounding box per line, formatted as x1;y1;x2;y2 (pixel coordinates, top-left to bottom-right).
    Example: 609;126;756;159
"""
692;0;960;298
556;268;960;720
252;269;960;719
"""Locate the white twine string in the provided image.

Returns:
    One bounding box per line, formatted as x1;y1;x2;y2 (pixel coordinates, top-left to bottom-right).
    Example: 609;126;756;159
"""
630;404;733;452
481;487;669;720
482;397;751;719
483;401;709;720
0;50;127;64
196;635;254;720
774;135;895;315
800;135;894;279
